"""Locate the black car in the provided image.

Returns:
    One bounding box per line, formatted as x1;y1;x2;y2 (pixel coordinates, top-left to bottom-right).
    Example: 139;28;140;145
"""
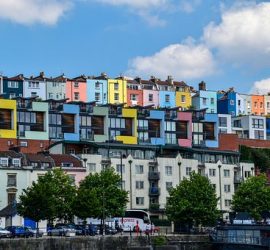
5;226;34;238
96;224;117;235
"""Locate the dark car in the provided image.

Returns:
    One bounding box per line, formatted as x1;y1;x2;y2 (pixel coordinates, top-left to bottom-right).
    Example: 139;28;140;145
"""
87;224;98;236
5;226;34;238
96;224;117;235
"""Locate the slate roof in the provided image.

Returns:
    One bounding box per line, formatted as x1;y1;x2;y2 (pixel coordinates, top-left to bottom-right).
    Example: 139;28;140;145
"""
50;154;83;168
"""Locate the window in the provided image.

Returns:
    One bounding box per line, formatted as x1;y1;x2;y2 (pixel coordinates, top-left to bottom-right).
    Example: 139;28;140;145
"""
165;166;172;176
7;193;16;205
31;92;37;97
49;93;53;99
12;159;20;167
9;93;16;99
181;95;186;103
148;94;153;102
114;83;119;90
116;164;125;174
74;82;79;88
8;81;19;88
74;92;79;100
136;181;144;189
211;98;215;104
20;141;28;147
219;117;227;127
252;118;264;129
224;184;231;193
225;199;231;207
254;130;264;140
230;100;234;105
95;81;100;89
69;175;76;185
267;102;270;109
0;158;8;166
7;174;16;187
114;93;119;101
186;167;192;176
203;122;215;140
224;169;230;177
209;169;216;177
95;92;100;102
135;165;144;174
165;94;170;102
136;197;144;205
212;184;216;191
28;81;39;88
165;182;173;191
245;171;251;178
88;163;96;172
260;102;263;108
130;94;137;101
233;120;241;128
202;98;207;105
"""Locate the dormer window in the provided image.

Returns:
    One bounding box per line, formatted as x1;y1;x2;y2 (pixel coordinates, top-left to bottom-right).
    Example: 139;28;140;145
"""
13;159;21;167
0;158;8;166
61;162;74;168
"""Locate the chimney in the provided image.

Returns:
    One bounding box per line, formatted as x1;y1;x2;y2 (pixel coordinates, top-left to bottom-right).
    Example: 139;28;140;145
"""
199;81;206;91
167;75;173;85
150;76;156;83
40;72;45;78
135;77;141;84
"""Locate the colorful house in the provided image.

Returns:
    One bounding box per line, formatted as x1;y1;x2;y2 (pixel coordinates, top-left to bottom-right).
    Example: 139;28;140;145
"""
264;94;270;116
23;72;47;100
66;75;87;102
192;82;217;113
126;78;143;107
48;74;66;100
107;77;127;105
142;79;159;108
2;74;24;99
86;73;108;105
239;94;252;115
175;81;191;110
251;95;265;115
156;77;176;108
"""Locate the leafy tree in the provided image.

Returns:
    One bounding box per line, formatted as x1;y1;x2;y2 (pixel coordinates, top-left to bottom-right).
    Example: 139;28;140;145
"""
73;167;128;228
18;168;76;227
166;172;219;227
232;174;270;220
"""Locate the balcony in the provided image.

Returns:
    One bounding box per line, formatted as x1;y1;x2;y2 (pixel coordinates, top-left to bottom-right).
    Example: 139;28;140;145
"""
137;126;149;131
149;203;160;213
101;157;111;165
148;171;160;180
234;176;243;184
165;138;178;145
148;161;158;167
149;187;160;196
138;138;151;144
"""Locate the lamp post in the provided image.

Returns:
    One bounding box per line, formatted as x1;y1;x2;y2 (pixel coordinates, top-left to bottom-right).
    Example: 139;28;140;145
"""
251;167;254;176
120;153;123;190
178;161;182;184
83;158;87;168
128;159;133;209
218;164;222;212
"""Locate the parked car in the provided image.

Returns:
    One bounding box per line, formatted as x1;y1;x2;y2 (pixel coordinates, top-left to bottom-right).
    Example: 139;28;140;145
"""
47;224;76;236
96;224;117;235
87;224;98;236
0;227;12;238
24;226;44;237
5;226;34;238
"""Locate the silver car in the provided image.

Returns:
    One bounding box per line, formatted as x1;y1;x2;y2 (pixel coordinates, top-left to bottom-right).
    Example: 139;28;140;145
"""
0;227;12;238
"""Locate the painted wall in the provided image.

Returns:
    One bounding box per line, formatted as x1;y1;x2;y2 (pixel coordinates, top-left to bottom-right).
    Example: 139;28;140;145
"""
149;110;165;145
87;79;108;105
107;78;127;104
127;89;143;107
46;81;66;100
239;94;252;115
3;78;23;99
92;106;108;142
251;95;265;115
66;79;87;102
142;90;159;107
204;113;219;148
192;90;217;113
63;104;80;141
175;91;191;110
177;111;192;147
23;80;46;100
159;91;175;108
264;95;270;115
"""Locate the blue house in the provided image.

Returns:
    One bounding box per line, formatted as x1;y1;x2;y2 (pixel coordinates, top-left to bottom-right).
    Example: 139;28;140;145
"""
266;118;270;140
2;74;24;99
192;82;217;113
87;74;108;105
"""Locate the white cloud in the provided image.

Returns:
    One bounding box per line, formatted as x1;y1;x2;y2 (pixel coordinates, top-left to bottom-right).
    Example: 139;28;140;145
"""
0;0;72;25
93;0;167;9
203;2;270;67
127;41;216;80
250;78;270;95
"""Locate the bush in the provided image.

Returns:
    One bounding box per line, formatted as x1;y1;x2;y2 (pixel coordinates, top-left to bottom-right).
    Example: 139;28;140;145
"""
152;236;167;246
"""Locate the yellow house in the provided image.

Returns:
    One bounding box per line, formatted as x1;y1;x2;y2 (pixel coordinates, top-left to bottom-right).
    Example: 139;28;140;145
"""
175;82;192;109
107;77;127;105
116;108;137;144
0;99;17;138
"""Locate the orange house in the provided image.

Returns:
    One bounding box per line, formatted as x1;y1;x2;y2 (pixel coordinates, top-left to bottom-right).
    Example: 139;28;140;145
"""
66;75;87;102
251;95;265;115
126;78;143;107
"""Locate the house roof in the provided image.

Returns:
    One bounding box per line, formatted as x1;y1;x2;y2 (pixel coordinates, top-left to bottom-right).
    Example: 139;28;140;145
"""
50;154;83;168
53;74;67;82
24;153;54;165
70;75;87;82
0;203;17;217
30;72;51;81
6;74;25;81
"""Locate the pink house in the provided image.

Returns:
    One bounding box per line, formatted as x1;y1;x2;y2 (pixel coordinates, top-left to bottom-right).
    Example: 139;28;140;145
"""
177;111;192;147
66;75;87;102
142;80;159;107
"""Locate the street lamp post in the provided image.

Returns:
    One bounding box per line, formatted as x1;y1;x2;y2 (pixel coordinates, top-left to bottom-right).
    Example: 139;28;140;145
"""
218;164;222;212
120;153;123;190
178;161;182;184
128;159;133;209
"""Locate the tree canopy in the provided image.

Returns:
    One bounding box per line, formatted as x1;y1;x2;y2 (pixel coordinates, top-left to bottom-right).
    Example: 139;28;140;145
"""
73;167;128;221
166;172;219;226
17;168;76;223
232;174;270;220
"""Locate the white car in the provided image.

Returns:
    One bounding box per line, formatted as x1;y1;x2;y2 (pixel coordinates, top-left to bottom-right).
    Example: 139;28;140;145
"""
0;227;12;238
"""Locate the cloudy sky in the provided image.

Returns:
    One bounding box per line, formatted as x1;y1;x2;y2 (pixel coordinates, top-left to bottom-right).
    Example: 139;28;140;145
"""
0;0;269;94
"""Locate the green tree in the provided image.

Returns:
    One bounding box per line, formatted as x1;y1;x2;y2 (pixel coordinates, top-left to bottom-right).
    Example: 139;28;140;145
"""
232;174;270;220
166;172;219;227
73;167;128;228
18;168;76;227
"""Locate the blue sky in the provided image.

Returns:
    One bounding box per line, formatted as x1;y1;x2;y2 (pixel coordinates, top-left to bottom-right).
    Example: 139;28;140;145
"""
0;0;270;94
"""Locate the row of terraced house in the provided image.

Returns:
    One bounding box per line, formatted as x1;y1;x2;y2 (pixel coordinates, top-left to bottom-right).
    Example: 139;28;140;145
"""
0;72;269;228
